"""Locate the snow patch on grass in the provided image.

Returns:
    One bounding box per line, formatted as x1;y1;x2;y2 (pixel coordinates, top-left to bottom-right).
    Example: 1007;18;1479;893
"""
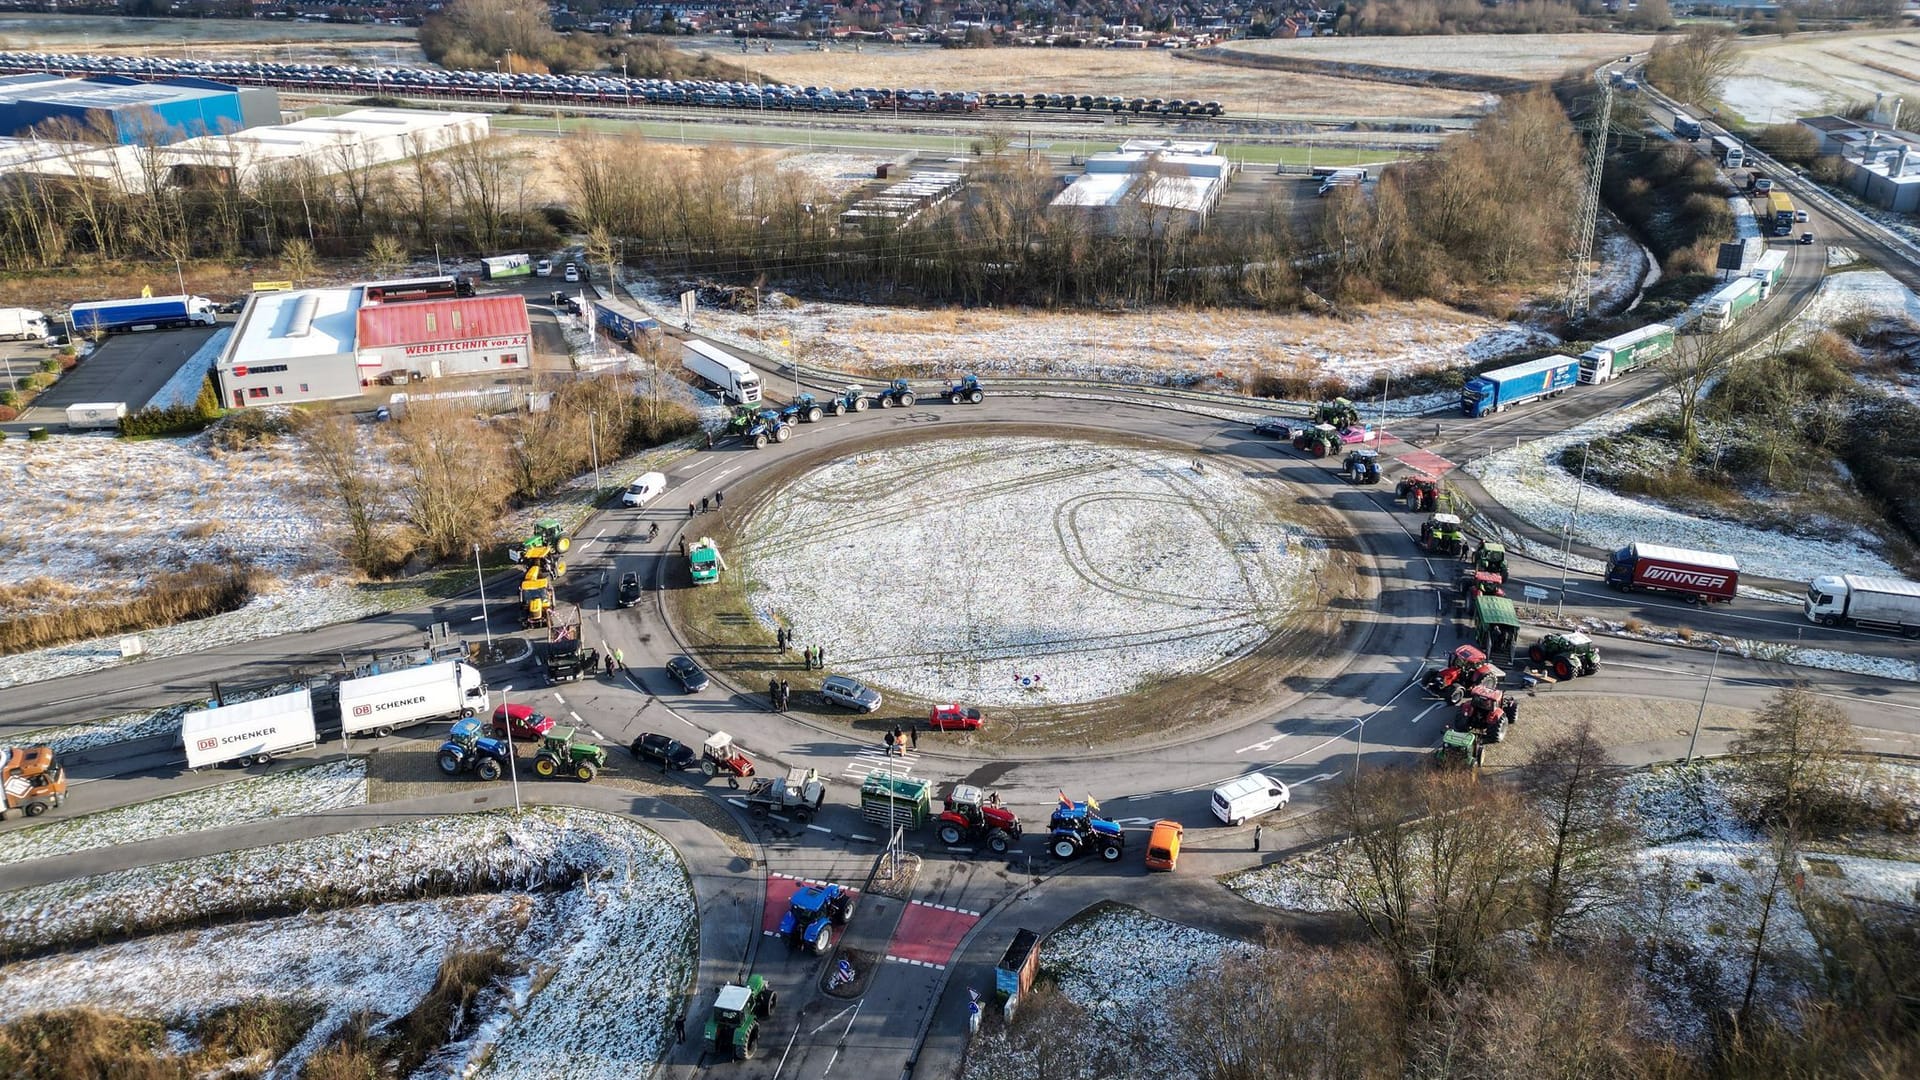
1226;846;1349;913
0;759;366;868
740;436;1325;705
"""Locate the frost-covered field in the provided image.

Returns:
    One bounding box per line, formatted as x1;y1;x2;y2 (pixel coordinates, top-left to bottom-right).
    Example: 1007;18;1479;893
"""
0;432;336;603
739;437;1324;704
628;279;1557;388
776;151;905;195
0;808;696;1080
0;759;365;867
1467;394;1902;580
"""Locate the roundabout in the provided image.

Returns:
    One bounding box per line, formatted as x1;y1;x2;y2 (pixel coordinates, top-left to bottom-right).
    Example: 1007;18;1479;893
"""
664;427;1365;746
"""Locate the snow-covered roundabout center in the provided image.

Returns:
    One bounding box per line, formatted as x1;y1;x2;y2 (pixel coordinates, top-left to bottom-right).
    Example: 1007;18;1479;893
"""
706;433;1357;727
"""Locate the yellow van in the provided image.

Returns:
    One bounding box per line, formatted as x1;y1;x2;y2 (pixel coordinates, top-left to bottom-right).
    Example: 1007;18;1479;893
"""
1145;819;1183;872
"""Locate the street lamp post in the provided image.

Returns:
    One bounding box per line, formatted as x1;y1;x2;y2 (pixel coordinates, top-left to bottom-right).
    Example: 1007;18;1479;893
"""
587;407;602;495
1685;643;1724;764
473;542;493;647
1557;443;1591;615
1352;714;1367;776
497;684;522;811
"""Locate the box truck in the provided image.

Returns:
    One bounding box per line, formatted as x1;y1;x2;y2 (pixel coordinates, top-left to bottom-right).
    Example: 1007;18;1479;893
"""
1805;575;1920;638
70;295;217;334
1605;543;1738;604
65;402;127;431
1578;324;1673;384
480;254;533;279
590;296;665;348
183;689;319;769
1698;277;1762;333
337;660;489;738
681;339;763;405
0;307;49;341
1460;354;1580;418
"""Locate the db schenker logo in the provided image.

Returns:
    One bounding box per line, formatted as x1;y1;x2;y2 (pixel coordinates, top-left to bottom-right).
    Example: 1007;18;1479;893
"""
352;704;373;717
196;737;218;752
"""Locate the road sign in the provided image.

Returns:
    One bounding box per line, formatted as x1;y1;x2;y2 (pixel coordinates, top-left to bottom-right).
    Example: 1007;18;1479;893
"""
1522;585;1549;602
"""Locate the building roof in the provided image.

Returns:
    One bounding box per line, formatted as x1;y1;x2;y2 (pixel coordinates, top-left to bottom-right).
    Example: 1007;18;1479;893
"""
0;72;236;112
218;287;361;369
1799;114;1862;133
355;295;530;349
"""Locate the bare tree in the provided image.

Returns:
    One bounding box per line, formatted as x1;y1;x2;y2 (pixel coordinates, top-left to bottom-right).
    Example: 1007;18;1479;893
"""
280;237;317;286
1524;723;1636;948
1171;935;1404;1078
442;136;519;252
303;414;391;573
388;401;509;561
1731;686;1859;829
1645;26;1741;105
1657;328;1740;455
1736;827;1800;1030
367;234;408;278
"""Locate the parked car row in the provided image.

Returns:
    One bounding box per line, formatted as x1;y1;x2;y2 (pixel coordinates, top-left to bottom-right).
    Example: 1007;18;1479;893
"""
0;52;1226;119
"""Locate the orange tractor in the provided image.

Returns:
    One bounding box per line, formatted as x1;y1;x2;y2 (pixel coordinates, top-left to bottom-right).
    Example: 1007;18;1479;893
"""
1;745;68;821
1454;685;1517;744
1398;475;1442;513
1422;644;1504;706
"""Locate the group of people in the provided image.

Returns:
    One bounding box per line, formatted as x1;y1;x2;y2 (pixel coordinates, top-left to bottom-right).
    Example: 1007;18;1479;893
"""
687;490;726;518
882;723;917;755
767;677;792;710
602;649;625;675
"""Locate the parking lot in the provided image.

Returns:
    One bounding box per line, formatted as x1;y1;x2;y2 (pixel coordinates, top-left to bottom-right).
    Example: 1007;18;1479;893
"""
31;326;221;413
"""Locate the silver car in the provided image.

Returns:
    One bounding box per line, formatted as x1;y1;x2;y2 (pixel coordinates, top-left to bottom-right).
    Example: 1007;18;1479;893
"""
819;674;882;713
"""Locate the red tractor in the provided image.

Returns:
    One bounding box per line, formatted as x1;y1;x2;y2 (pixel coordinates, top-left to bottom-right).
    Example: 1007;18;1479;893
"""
1398;476;1442;513
928;702;985;731
1454;684;1514;743
1458;569;1506;608
700;732;756;787
1421;644;1504;705
935;785;1021;854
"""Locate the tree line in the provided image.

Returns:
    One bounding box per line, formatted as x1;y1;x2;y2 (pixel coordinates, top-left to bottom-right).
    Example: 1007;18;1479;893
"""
974;690;1918;1079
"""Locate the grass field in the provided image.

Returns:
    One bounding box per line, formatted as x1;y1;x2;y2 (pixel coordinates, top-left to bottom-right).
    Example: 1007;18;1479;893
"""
677;40;1488;119
1719;29;1920;124
1211;31;1658;78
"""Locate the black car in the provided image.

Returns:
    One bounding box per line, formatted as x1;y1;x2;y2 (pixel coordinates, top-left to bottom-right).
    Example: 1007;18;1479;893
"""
1252;416;1295;439
629;732;696;770
618;572;642;609
666;655;710;693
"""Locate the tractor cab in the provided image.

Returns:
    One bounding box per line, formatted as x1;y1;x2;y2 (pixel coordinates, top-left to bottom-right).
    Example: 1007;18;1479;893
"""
1456;684;1508;742
1294;423;1342;458
1316;396;1361;431
1460;569;1506;601
779;883;855;955
1422;643;1503;704
947;373;985;404
1434;728;1484;772
1472;541;1509;582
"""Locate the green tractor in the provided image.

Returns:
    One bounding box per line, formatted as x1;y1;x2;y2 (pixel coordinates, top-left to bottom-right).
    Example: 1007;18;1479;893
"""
1420;513;1466;557
1528;632;1601;680
533;725;607;782
1471;540;1509;583
1293;424;1342;459
1315;397;1362;431
1433;728;1485;773
705;975;777;1060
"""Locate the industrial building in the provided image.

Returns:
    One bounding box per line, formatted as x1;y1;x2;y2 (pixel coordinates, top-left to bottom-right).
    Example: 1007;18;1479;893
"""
1794;112;1920;213
1050;139;1231;230
215;288;530;409
0;72;275;143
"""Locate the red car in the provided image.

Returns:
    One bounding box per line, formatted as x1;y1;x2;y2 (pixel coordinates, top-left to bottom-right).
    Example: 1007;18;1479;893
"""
928;703;985;731
491;703;556;742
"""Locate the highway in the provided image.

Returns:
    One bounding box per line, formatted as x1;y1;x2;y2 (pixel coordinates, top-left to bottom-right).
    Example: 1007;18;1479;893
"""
6;75;1920;1079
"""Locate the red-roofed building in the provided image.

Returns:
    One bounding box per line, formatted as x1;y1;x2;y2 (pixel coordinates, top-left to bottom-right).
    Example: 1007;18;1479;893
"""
354;294;531;381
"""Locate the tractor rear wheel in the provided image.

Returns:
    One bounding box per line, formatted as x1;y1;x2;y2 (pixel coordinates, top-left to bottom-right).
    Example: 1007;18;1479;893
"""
806;407;822;423
968;390;983;404
853;398;868;412
760;991;777;1017
938;823;964;845
534;756;559;778
1552;658;1575;681
738;1028;758;1060
775;426;792;443
833;899;854;925
831;402;845;416
1528;644;1546;664
438;751;464;775
1051;837;1080;860
811;928;833;955
899;393;915;407
476;758;503;781
1099;841;1123;862
576;760;599;782
988;830;1013;854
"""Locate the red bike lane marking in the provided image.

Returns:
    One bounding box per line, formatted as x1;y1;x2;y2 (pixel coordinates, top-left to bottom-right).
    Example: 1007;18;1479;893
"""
885;900;981;969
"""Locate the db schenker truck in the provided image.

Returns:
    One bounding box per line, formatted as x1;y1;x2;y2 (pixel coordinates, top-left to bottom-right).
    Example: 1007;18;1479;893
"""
1605;543;1739;605
70;295;217;334
183;688;319;769
1804;575;1920;638
337;660;489;738
1578;324;1674;384
1460;354;1579;417
1699;276;1762;333
682;339;764;405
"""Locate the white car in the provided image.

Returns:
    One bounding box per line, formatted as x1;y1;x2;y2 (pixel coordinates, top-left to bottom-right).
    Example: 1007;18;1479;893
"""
535;258;553;276
621;471;667;507
563;263;581;283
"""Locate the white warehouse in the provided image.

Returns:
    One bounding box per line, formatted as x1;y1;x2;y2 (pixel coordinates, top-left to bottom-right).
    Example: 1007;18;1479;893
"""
1051;138;1231;230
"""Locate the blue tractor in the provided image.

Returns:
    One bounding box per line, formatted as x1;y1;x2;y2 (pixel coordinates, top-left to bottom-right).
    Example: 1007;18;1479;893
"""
946;374;985;405
778;883;856;955
780;393;826;424
872;378;917;408
437;718;513;781
725;405;792;450
826;385;870;416
1048;797;1124;862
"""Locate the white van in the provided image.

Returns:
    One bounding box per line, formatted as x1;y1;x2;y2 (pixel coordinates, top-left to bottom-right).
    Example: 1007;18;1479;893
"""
621;471;668;507
1211;773;1290;826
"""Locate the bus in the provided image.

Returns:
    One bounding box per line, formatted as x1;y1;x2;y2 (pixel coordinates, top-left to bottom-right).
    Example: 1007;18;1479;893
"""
361;275;474;304
1712;134;1744;169
1766;191;1797;236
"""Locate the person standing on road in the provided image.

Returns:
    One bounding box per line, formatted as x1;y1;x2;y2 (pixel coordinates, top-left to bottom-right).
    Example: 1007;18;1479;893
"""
818;646;827;670
674;1013;686;1043
780;679;790;708
1253;824;1263;852
614;648;625;672
909;725;919;749
701;496;711;514
768;678;779;710
648;521;659;542
715;490;724;509
604;652;615;676
705;430;714;450
689;501;697;519
884;731;898;756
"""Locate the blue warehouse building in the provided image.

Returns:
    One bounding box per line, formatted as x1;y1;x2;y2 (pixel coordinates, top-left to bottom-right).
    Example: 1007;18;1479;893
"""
0;73;277;143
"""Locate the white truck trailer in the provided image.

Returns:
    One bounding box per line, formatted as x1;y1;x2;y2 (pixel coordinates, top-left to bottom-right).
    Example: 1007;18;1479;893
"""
1805;575;1920;638
65;402;127;431
0;307;49;341
183;688;318;769
337;660;489;738
681;339;763;405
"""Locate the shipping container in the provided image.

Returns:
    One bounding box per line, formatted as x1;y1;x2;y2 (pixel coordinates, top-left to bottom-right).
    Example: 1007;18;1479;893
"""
64;402;127;430
1748;249;1788;297
590;296;664;349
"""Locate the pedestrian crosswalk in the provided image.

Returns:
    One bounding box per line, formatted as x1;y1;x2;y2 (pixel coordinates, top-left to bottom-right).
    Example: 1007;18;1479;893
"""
841;745;921;784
